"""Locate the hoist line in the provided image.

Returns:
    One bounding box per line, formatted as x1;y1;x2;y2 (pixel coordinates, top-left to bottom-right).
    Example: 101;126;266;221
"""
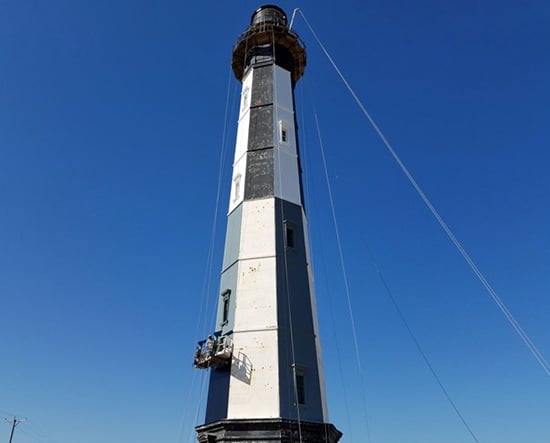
371;259;480;443
297;9;550;378
313;111;371;443
183;65;235;443
301;83;353;441
191;370;209;443
176;369;200;443
207;78;242;336
313;112;362;372
312;241;354;442
196;65;235;341
318;253;355;443
301;81;356;441
271;30;304;443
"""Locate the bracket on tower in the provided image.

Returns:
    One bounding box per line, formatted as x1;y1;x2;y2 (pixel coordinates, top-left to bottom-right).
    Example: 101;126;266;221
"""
193;332;233;369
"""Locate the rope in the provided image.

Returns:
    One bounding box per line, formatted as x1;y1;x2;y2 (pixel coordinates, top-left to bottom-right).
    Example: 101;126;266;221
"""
196;66;235;340
185;370;209;443
372;258;480;442
310;205;355;441
271;28;304;443
176;368;199;443
300;83;346;442
313;113;362;372
314;112;371;442
180;64;235;443
296;9;550;378
313;90;477;443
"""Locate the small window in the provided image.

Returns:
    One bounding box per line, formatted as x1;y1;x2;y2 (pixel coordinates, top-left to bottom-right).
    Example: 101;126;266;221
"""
285;223;295;248
279;121;289;144
233;174;242;203
240;87;250;114
221;290;231;325
296;374;305;405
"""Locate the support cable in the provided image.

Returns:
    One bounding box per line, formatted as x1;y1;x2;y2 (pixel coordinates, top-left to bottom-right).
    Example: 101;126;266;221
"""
180;65;235;443
371;256;480;442
300;83;347;442
314;112;371;443
314;224;355;442
196;65;235;340
272;29;303;443
190;371;209;443
297;9;550;378
313;113;362;372
176;368;200;443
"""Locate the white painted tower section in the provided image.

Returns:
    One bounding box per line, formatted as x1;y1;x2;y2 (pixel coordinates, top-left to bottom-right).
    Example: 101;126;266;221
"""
273;66;302;206
229;70;253;214
225;63;315;418
197;6;342;443
228;199;279;418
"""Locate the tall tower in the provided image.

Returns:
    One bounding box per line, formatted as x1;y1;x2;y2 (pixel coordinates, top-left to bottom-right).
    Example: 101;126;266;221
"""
195;5;342;443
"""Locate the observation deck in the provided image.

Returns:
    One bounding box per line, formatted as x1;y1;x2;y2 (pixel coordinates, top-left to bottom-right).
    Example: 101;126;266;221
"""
231;5;306;85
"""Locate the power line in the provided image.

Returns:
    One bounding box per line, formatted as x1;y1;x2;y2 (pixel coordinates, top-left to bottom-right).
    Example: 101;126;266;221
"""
5;417;27;443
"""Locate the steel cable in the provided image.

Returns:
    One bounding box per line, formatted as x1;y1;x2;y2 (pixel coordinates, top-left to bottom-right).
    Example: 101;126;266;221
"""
296;9;550;378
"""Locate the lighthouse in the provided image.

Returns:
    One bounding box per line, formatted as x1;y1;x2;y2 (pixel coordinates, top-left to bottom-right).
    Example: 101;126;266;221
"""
195;5;342;443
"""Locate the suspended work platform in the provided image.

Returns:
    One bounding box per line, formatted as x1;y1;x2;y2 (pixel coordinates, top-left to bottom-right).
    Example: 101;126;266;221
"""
194;333;233;369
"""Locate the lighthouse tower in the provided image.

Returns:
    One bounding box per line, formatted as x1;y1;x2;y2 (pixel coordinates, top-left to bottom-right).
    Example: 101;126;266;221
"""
195;5;342;443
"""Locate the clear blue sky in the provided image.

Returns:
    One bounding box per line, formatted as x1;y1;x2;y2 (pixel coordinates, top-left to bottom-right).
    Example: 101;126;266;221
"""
1;1;549;443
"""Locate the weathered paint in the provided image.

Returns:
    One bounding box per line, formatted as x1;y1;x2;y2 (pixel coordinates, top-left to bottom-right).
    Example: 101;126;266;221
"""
227;199;279;417
238;199;276;261
204;21;327;428
273;65;294;113
222;204;243;272
274;199;325;422
274;148;301;206
229;71;252;214
251;65;274;107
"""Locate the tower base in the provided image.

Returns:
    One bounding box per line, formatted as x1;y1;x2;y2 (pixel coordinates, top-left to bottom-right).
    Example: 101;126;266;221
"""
196;418;342;443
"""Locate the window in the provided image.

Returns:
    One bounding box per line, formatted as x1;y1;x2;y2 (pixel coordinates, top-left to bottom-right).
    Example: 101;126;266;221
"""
279;121;289;144
285;222;295;248
293;364;306;406
240;87;250;114
233;174;242;203
223;298;229;324
296;374;305;405
221;290;231;325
